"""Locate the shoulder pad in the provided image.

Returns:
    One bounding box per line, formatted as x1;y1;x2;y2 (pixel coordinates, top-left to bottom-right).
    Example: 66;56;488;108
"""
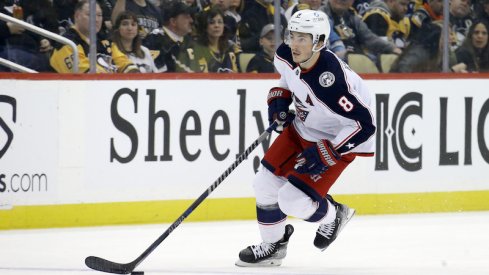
274;43;295;69
276;43;291;60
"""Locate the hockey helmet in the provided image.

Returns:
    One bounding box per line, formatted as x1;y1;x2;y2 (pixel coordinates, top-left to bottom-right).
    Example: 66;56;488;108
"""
287;9;330;52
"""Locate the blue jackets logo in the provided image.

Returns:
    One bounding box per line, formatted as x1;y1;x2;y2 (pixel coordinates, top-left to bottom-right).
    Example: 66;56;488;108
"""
319;71;335;87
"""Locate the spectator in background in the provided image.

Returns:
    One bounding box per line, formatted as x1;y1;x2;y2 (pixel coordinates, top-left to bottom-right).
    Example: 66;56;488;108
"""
0;18;24;47
22;0;59;39
455;19;489;72
390;22;465;72
143;0;197;72
328;22;348;60
226;0;243;27
363;0;411;49
0;2;24;71
98;0;116;37
224;0;242;46
111;0;162;38
54;0;114;37
474;0;489;22
246;23;277;72
409;0;443;38
193;7;239;72
50;0;116;73
284;0;322;20
0;0;57;72
53;0;78;35
320;0;402;58
239;0;287;53
449;0;474;50
353;0;373;16
182;0;209;12
112;11;157;72
200;0;240;44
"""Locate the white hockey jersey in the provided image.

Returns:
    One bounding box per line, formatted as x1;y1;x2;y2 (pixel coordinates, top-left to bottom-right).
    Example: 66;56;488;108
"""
274;43;376;156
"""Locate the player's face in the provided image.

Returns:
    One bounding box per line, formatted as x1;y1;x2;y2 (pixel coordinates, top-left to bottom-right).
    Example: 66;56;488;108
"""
471;23;488;49
119;19;138;41
288;31;314;63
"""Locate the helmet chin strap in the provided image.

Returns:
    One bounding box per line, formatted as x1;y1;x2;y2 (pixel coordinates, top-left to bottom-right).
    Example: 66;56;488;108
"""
299;43;324;67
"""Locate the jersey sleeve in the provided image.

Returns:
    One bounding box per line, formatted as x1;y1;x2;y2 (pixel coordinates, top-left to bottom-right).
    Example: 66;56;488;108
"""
111;43;139;73
50;43;111;73
141;46;158;73
50;44;90;73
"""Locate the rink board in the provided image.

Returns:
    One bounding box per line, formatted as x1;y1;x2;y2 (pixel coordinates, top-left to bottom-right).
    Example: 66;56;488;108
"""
1;73;489;229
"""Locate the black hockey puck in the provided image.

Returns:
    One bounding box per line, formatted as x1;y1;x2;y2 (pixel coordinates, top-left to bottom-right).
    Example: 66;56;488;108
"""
131;272;144;275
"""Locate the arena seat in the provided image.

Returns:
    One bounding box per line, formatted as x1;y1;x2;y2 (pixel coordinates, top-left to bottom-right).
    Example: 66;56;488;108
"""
238;53;256;73
379;54;398;73
347;54;379;73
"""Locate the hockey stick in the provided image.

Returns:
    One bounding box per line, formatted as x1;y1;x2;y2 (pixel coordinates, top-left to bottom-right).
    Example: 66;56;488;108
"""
85;120;280;274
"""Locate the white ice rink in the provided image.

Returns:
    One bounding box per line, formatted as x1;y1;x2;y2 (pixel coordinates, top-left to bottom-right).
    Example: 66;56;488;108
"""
1;211;489;275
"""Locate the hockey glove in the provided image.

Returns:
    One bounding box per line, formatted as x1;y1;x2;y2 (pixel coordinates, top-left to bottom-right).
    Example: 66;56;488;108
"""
294;140;340;175
268;87;293;133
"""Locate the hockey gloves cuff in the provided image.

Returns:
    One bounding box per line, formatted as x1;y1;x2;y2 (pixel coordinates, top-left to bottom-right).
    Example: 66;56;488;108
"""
294;140;340;175
268;87;293;133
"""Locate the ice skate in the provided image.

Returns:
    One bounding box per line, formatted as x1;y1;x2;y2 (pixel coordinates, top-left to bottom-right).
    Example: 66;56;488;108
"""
235;224;294;267
314;200;355;251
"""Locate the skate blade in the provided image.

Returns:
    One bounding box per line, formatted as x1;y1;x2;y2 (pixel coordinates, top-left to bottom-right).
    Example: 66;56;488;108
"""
346;208;356;223
235;259;282;267
337;207;355;235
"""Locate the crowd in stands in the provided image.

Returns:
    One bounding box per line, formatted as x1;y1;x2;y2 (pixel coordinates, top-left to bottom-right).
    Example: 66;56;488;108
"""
0;0;488;73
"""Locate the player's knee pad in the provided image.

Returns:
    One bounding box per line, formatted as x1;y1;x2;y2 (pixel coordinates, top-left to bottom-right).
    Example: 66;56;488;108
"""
252;166;286;205
277;183;317;219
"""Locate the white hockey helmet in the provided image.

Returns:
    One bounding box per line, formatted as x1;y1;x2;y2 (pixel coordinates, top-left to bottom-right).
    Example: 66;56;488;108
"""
287;9;331;52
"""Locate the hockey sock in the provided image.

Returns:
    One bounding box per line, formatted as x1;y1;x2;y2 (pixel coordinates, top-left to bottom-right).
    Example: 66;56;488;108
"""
305;197;336;223
256;203;287;243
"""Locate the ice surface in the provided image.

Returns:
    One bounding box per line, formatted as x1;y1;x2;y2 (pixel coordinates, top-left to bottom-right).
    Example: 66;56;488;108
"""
1;211;488;275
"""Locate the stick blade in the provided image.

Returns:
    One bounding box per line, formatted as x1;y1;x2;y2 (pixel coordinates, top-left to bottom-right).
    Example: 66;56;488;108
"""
85;256;134;274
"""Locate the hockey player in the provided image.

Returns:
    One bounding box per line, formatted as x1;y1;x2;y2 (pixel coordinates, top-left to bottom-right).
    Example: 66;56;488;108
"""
236;9;376;267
